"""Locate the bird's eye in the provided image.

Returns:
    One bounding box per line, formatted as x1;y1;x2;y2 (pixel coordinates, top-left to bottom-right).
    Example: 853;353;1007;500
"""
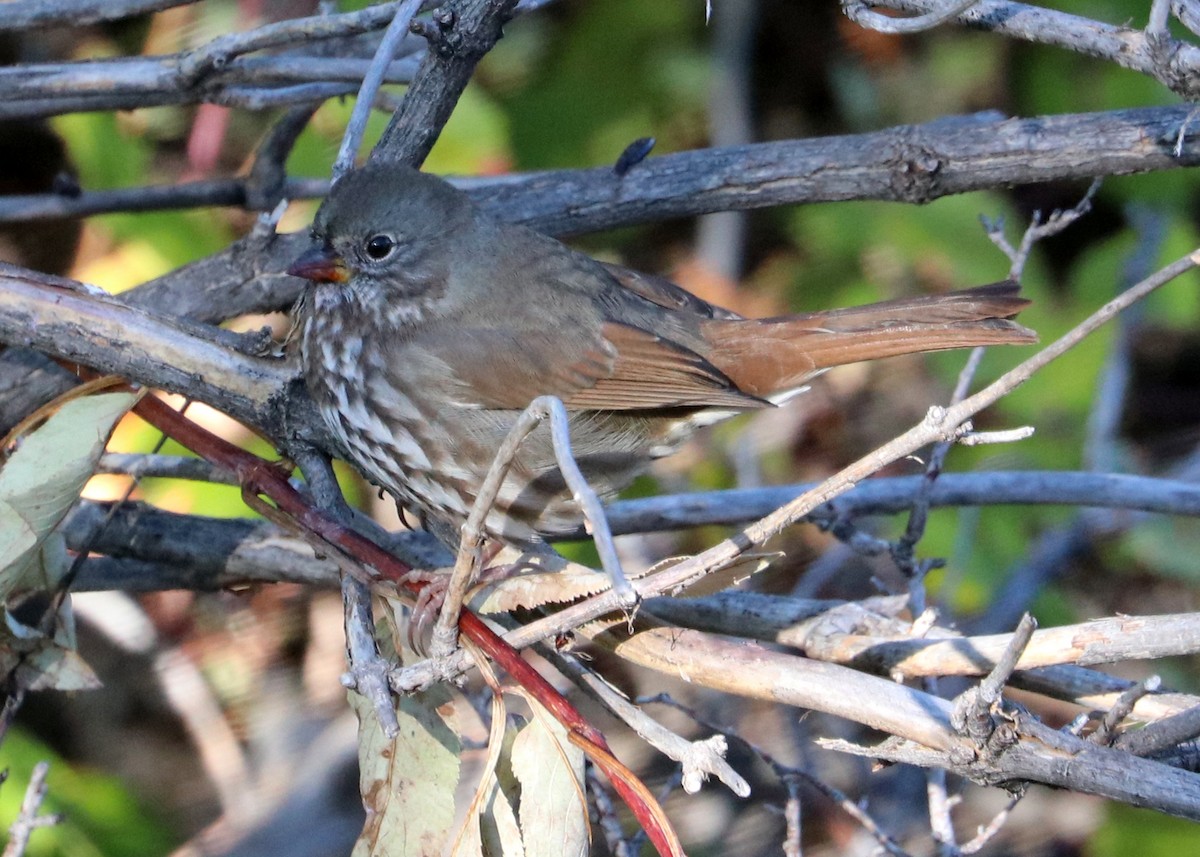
364;234;396;261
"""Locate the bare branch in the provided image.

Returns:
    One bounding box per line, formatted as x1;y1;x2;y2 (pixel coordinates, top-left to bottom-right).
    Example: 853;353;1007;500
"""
0;265;311;442
373;0;521;166
863;0;1200;97
599;618;1200;820
0;0;196;30
548;650;750;796
333;0;425;177
1116;704;1200;757
1092;676;1161;746
807;613;1200;676
58;464;1200;593
2;762;60;857
0;107;1194;229
341;574;401;739
843;0;981;34
97;453;237;484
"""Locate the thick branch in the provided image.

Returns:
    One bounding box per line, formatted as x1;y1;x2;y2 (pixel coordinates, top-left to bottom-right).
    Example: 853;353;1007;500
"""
598;619;1200;820
0;266;305;440
0;0;196;30
372;0;521;166
4;105;1196;230
802;613;1200;676
56;468;1200;592
68;103;1185;332
0;55;419;120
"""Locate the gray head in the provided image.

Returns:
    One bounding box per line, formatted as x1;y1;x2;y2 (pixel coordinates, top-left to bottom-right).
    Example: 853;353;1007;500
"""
289;163;477;306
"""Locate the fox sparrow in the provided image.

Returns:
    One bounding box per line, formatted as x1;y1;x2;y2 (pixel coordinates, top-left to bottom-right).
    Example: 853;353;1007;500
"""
289;164;1034;547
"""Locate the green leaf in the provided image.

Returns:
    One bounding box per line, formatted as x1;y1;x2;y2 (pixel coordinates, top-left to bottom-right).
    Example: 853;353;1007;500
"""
350;684;462;857
0;727;175;856
1092;803;1200;857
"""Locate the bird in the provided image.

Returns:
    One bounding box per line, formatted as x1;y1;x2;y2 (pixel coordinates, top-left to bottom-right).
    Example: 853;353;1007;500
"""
288;163;1034;549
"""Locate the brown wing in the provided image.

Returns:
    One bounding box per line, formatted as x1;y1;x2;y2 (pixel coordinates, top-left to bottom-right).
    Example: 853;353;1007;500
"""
566;323;765;409
600;262;743;320
413;320;765;412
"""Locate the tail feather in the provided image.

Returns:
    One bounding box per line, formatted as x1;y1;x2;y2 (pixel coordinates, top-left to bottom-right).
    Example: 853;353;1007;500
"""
701;281;1035;398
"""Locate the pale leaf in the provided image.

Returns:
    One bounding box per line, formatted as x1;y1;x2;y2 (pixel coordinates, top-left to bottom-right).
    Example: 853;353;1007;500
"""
0;391;138;592
0;498;37;594
674;552;782;596
511;701;588;857
484;779;525;857
350;684;462;857
20;645;101;691
472;568;611;613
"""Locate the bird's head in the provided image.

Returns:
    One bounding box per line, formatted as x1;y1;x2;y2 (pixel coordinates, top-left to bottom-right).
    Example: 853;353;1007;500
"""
288;164;476;314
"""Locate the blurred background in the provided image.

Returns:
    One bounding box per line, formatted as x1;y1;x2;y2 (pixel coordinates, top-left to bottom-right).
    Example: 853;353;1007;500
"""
3;0;1200;854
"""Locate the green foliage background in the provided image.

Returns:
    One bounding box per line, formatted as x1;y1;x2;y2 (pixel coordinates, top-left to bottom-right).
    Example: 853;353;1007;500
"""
7;0;1200;853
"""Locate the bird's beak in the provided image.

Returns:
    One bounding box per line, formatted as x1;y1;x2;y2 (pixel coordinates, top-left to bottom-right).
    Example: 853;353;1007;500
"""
288;245;349;283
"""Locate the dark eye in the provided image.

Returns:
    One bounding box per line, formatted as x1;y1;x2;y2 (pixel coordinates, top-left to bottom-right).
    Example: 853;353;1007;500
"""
365;234;396;261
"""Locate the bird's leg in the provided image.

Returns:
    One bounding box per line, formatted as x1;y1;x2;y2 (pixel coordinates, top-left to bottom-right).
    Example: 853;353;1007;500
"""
403;555;524;656
427;395;636;660
405;570;449;656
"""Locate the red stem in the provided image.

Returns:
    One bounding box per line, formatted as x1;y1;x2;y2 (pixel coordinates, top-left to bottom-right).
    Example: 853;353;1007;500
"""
131;393;682;855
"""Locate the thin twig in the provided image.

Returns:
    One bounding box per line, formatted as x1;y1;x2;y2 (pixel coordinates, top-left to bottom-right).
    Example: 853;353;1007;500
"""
1083;207;1161;472
893;346;986;583
341;573;401;739
332;0;425;178
979;615;1037;703
429;396;634;659
547;649;749;796
983;180;1100;280
866;0;1200;97
959;791;1024;854
1115;703;1200;756
1092;675;1161;745
587;767;638;857
2;762;61;857
843;0;980;34
642;692;913;857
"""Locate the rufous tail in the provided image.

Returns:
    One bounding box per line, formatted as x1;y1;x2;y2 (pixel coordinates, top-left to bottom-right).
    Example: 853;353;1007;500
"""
701;281;1035;398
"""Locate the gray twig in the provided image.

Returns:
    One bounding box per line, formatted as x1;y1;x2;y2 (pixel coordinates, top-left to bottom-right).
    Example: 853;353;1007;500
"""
641;692;913;857
1092;675;1161;746
1116;703;1200;757
982;179;1100;280
2;762;61;857
333;0;425;178
864;0;1200;97
549;650;749;796
0;0;196;30
429;395;634;659
843;0;980;34
341;574;400;739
